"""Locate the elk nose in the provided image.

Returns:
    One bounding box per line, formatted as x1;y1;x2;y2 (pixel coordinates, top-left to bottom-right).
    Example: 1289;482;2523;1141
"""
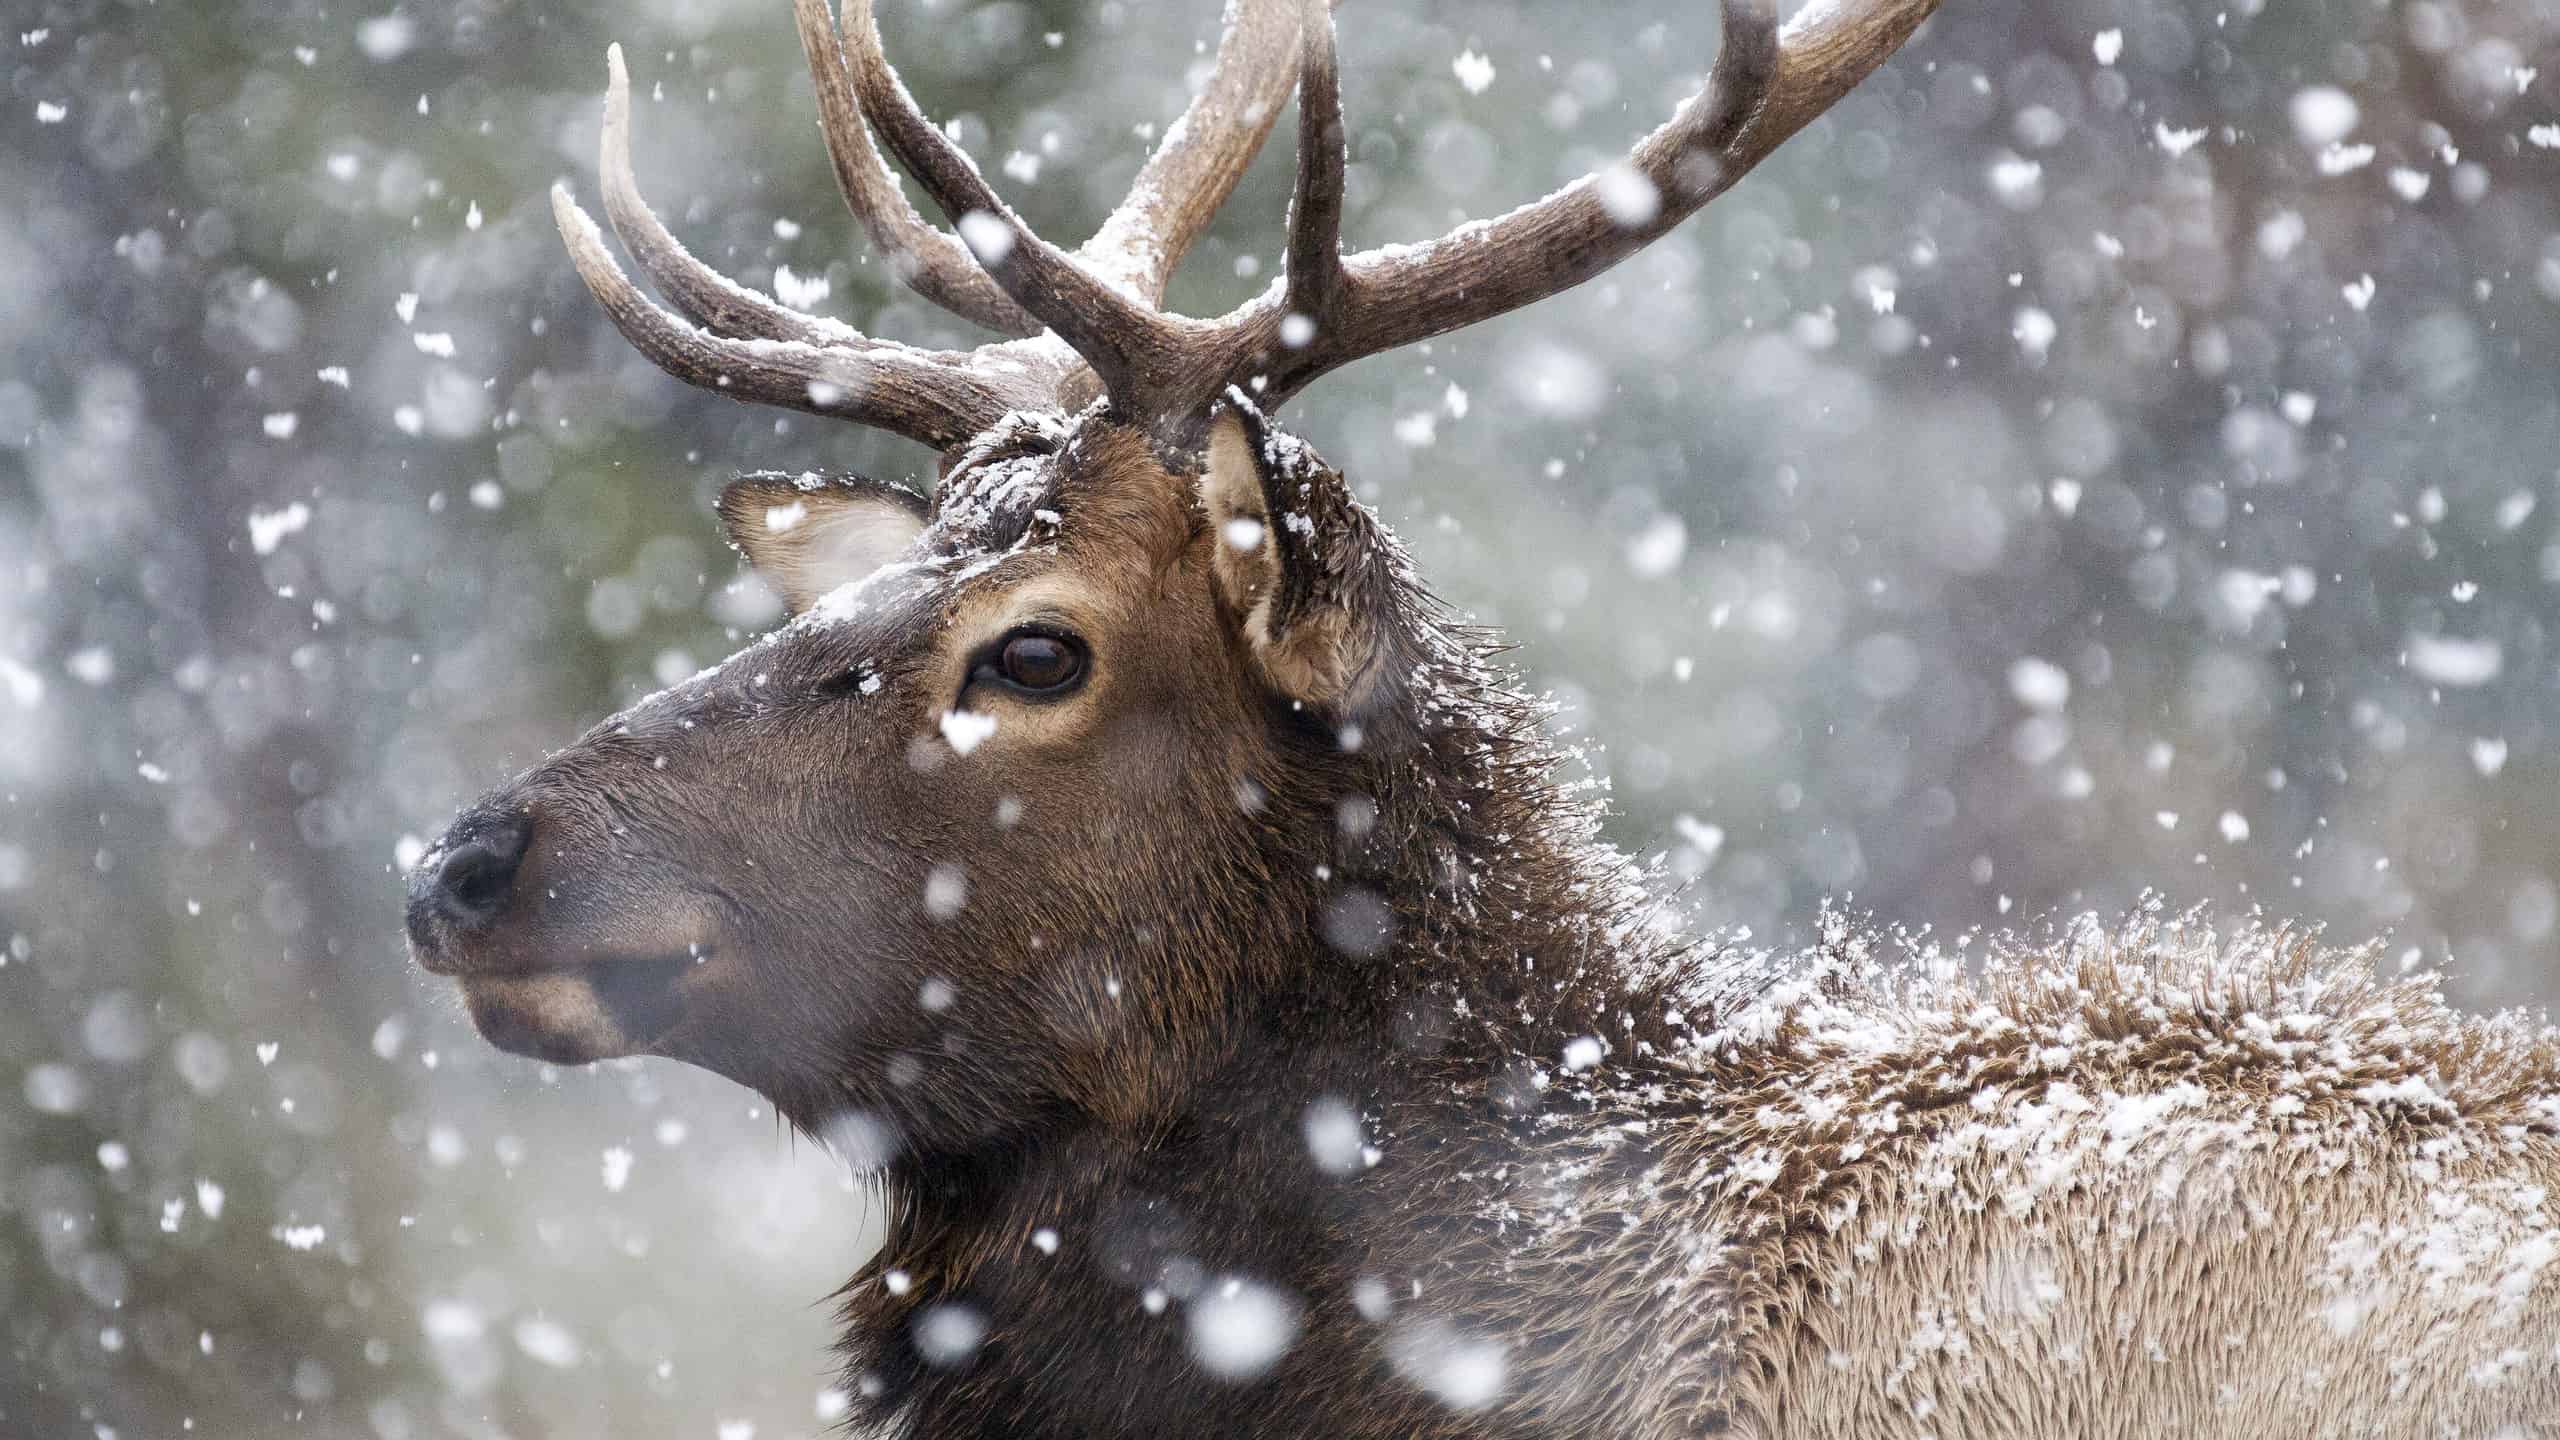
422;816;534;929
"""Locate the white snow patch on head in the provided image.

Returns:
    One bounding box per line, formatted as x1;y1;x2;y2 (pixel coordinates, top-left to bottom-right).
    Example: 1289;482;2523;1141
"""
939;709;999;755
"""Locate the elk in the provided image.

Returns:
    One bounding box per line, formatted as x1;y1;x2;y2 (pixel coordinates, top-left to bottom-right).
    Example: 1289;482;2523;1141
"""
404;0;2560;1434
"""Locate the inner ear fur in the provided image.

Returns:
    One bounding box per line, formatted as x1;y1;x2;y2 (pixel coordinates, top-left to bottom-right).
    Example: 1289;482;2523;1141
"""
1196;400;1389;714
718;472;929;613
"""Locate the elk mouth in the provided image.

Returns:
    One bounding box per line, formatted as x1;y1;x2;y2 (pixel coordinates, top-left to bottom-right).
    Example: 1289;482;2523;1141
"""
450;950;707;1064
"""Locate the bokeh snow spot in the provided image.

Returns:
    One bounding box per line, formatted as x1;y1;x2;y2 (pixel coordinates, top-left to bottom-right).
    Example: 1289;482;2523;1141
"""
1186;1277;1301;1381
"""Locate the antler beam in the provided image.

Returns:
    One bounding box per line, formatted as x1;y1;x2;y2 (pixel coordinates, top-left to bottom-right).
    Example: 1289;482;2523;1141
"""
832;0;1199;402
594;43;875;352
552;30;1091;452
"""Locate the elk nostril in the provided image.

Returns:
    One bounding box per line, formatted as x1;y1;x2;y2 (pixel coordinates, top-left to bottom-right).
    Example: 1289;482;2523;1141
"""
434;816;533;924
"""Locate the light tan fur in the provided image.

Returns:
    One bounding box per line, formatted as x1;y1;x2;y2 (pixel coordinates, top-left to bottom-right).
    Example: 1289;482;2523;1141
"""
1418;915;2560;1439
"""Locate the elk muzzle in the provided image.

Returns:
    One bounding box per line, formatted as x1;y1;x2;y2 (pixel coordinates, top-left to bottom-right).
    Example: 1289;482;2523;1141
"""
405;801;707;1064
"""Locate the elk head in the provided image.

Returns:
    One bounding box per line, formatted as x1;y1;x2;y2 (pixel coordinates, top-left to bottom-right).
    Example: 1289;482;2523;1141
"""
406;0;1938;1158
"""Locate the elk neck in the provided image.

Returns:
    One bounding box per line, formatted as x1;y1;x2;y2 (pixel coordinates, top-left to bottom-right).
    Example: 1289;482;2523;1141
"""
829;564;1703;1426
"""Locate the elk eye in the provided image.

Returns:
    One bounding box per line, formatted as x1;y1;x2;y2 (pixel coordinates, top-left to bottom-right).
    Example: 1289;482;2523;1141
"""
984;631;1086;696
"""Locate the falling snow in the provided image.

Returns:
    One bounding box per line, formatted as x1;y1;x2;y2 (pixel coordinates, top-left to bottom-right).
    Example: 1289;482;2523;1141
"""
2406;633;2503;687
1451;49;1496;95
2155;122;2209;156
1187;1278;1302;1381
939;709;999;755
13;3;2560;1437
246;501;312;554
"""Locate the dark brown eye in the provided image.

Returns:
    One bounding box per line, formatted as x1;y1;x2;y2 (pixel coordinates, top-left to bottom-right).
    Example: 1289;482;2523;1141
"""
987;632;1086;695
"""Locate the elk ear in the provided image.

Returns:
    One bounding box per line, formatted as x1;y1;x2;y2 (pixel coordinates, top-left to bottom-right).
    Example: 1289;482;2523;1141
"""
718;473;929;613
1198;402;1391;714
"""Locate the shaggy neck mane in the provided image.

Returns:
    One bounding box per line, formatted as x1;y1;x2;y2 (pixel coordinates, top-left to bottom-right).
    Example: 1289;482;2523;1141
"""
1292;570;1699;1074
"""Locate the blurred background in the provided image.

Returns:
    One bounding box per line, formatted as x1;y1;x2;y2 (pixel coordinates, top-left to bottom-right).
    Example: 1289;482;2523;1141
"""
6;0;2558;1433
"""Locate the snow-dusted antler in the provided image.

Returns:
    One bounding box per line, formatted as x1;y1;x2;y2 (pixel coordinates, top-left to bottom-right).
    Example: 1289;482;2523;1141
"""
552;0;1325;451
554;0;1936;453
1177;0;1943;418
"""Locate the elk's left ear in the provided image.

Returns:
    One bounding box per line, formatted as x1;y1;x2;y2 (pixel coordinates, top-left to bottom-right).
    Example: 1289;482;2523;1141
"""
1197;401;1393;714
718;472;929;613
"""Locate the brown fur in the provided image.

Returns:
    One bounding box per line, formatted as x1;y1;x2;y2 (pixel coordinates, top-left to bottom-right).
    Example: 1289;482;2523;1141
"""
411;406;2560;1438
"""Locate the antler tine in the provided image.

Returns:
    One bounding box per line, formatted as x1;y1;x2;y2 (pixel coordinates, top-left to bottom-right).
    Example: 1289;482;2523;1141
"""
836;0;1188;402
1235;0;1939;409
1078;0;1321;305
1279;0;1347;331
552;184;1027;452
596;44;874;351
791;0;1042;337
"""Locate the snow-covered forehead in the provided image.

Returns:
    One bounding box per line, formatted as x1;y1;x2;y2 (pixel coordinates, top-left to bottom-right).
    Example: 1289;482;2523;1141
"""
924;409;1077;558
912;406;1207;585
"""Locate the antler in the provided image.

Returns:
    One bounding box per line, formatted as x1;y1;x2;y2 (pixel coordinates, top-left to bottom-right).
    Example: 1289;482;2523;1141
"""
553;0;1936;456
1200;0;1940;415
825;0;1936;435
